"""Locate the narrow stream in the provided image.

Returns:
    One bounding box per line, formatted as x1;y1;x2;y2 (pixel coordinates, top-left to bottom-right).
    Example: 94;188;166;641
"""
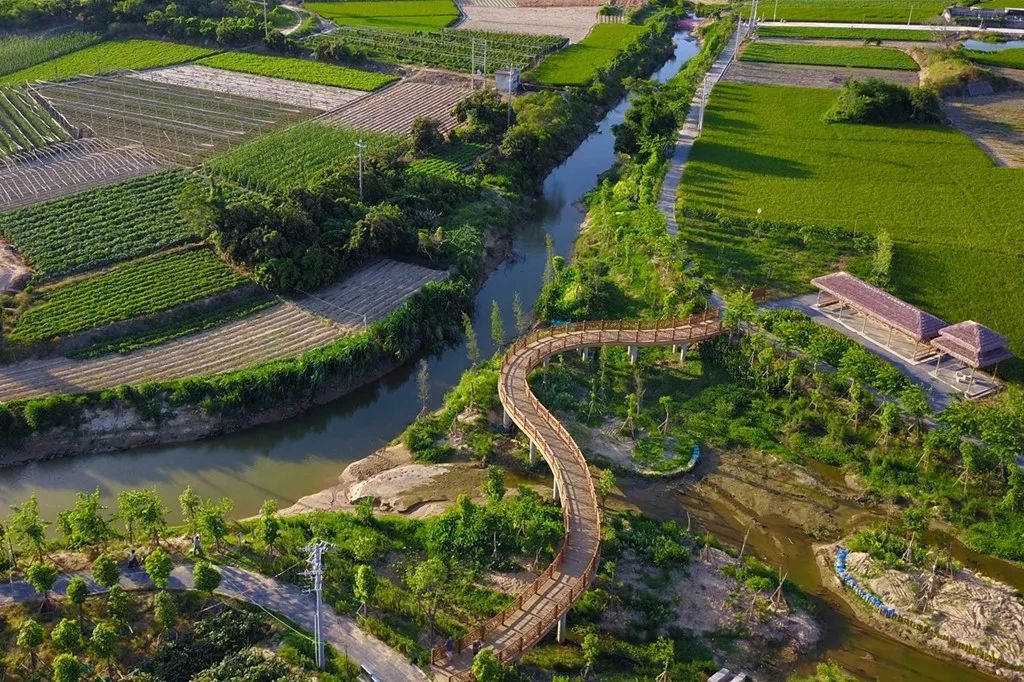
0;33;1015;681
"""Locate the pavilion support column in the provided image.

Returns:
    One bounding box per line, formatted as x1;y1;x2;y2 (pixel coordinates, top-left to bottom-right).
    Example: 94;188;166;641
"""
628;345;638;365
861;314;868;334
556;614;567;643
967;367;977;396
529;440;536;466
934;353;943;376
552;477;560;506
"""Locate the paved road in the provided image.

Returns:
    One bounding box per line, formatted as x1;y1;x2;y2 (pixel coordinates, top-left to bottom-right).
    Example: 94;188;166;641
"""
432;316;727;681
758;21;1024;36
659;29;738;236
0;563;424;681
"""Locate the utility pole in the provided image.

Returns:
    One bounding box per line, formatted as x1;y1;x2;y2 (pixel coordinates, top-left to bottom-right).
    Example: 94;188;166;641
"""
263;0;269;39
698;75;707;135
506;63;514;128
303;541;330;670
773;0;779;22
355;138;367;202
908;3;914;25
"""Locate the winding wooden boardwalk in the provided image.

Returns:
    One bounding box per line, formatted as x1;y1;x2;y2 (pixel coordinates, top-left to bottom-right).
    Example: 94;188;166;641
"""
432;313;725;680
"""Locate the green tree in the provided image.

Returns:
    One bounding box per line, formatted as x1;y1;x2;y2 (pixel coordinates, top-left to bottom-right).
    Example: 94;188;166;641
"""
107;585;132;625
10;494;48;562
257;499;281;556
482;466;506;505
463;312;479;367
51;618;82;652
199;498;234;552
878;401;901;451
471;648;509;682
658;395;673;434
117;488;167;546
154;590;177;637
405;557;450;645
543;234;555;288
512;291;528;337
595;468;615;510
871;230;894;287
92;554;119;590
66;576;89;629
56;488;110;549
490;299;504;353
52;653;83;682
354;564;376;615
417;359;430;416
179;486;202;536
193;561;221;596
26;561;58;606
652;635;674;675
17;618;44;670
452;88;511;143
411;116;444;155
89;621;119;680
1003;467;1024;512
145;547;173;590
581;632;600;678
722;289;757;336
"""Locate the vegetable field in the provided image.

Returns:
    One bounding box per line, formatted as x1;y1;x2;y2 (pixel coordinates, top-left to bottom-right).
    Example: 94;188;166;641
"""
8;248;249;343
410;142;488;178
323;80;464;134
755;26;934;41
967;48;1024;70
0;85;70;157
681;82;1024;352
531;24;644;86
197;52;396;91
747;0;946;23
306;0;460;31
0;32;102;78
740;42;918;71
310;27;566;72
0;171;197;277
0;39;217;85
207;122;403;192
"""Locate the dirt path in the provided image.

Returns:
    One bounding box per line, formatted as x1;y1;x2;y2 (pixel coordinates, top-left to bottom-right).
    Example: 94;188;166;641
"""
0;259;445;402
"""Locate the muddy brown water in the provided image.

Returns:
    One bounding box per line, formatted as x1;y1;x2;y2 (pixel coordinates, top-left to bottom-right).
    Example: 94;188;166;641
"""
0;32;1018;681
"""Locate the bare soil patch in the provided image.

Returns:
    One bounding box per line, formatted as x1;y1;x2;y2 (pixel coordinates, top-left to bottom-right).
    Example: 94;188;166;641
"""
456;5;598;43
723;60;919;89
0;240;31;293
943;92;1024;167
322;79;466;134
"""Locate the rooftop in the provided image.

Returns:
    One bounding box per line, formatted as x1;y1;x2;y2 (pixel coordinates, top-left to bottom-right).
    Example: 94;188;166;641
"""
811;271;947;342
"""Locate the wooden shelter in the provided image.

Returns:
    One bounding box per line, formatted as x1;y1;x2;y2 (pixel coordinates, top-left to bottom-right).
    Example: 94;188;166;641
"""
930;321;1013;395
811;271;947;360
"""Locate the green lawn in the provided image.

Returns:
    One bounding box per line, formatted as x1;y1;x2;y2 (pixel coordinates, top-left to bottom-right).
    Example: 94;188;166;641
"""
679;82;1024;352
750;0;946;23
0;39;217;85
197;52;396;90
756;26;934;41
967;48;1024;70
305;0;459;31
531;24;645;87
741;42;918;70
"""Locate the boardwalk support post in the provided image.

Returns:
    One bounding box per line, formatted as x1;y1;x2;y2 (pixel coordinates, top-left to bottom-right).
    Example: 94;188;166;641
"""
556;614;567;643
628;345;638;364
552;477;560;506
679;343;689;364
581;347;590;362
503;407;512;431
529;440;536;465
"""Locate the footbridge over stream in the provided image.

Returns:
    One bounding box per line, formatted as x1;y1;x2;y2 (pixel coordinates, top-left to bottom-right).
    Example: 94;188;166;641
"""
432;312;726;680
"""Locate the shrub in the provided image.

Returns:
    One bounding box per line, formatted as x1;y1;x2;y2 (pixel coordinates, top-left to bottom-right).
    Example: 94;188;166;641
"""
412;117;445;155
824;79;939;124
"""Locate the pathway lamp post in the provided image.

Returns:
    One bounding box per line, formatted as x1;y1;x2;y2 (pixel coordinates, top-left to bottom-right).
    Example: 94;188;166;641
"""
355;138;367;202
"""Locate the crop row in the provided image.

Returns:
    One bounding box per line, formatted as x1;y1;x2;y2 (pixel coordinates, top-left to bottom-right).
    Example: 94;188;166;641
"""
8;247;250;343
0;39;217;86
197;51;396;91
740;42;919;71
310;26;566;73
0;86;70;157
0;171;197;277
206;121;403;193
0;31;102;78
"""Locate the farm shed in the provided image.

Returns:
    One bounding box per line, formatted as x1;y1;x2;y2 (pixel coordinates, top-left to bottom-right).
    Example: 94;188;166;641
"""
811;271;947;362
930;320;1013;398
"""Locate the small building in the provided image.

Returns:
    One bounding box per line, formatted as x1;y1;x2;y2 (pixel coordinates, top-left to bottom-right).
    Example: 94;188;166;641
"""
930;320;1013;397
943;5;1024;25
495;67;521;94
811;271;947;362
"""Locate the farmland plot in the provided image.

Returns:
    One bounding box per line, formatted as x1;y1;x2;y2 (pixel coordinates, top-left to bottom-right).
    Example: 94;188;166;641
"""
0;138;169;212
456;5;598;43
723;60;919;88
306;0;460;31
943;93;1024;168
0;32;102;79
196;52;396;91
322;80;466;134
131;65;367;112
530;23;645;86
35;76;314;164
0;259;447;401
0;85;71;157
740;42;919;70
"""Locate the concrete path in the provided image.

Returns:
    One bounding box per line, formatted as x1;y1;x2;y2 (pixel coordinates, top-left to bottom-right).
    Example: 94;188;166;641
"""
758;21;1024;36
431;315;727;681
0;563;424;681
658;29;738;236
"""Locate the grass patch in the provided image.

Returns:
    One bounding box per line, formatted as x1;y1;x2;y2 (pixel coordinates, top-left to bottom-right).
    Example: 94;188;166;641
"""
0;31;102;78
306;0;460;31
8;248;249;342
756;26;934;41
197;51;396;90
0;39;217;85
409;142;488;179
531;23;645;87
741;42;918;70
967;47;1024;70
747;0;946;23
680;82;1024;352
0;171;197;278
206;122;403;193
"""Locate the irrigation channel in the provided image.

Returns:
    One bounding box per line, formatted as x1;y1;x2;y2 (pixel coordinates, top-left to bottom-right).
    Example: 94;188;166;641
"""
0;32;1018;680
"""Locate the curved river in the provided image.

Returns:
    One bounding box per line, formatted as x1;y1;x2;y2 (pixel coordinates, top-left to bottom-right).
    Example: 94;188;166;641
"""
0;33;1012;682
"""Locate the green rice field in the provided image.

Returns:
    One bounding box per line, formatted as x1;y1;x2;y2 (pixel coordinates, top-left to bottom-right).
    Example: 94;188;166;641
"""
967;48;1024;70
197;51;396;90
0;31;102;78
305;0;459;31
0;39;217;85
756;26;934;41
531;24;645;87
741;42;919;70
750;0;946;23
680;82;1024;351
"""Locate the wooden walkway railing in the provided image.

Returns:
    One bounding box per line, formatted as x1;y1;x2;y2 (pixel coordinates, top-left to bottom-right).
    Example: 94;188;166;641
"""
431;311;725;681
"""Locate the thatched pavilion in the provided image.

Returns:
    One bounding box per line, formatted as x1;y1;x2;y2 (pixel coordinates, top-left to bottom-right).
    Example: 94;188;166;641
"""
930;321;1013;398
